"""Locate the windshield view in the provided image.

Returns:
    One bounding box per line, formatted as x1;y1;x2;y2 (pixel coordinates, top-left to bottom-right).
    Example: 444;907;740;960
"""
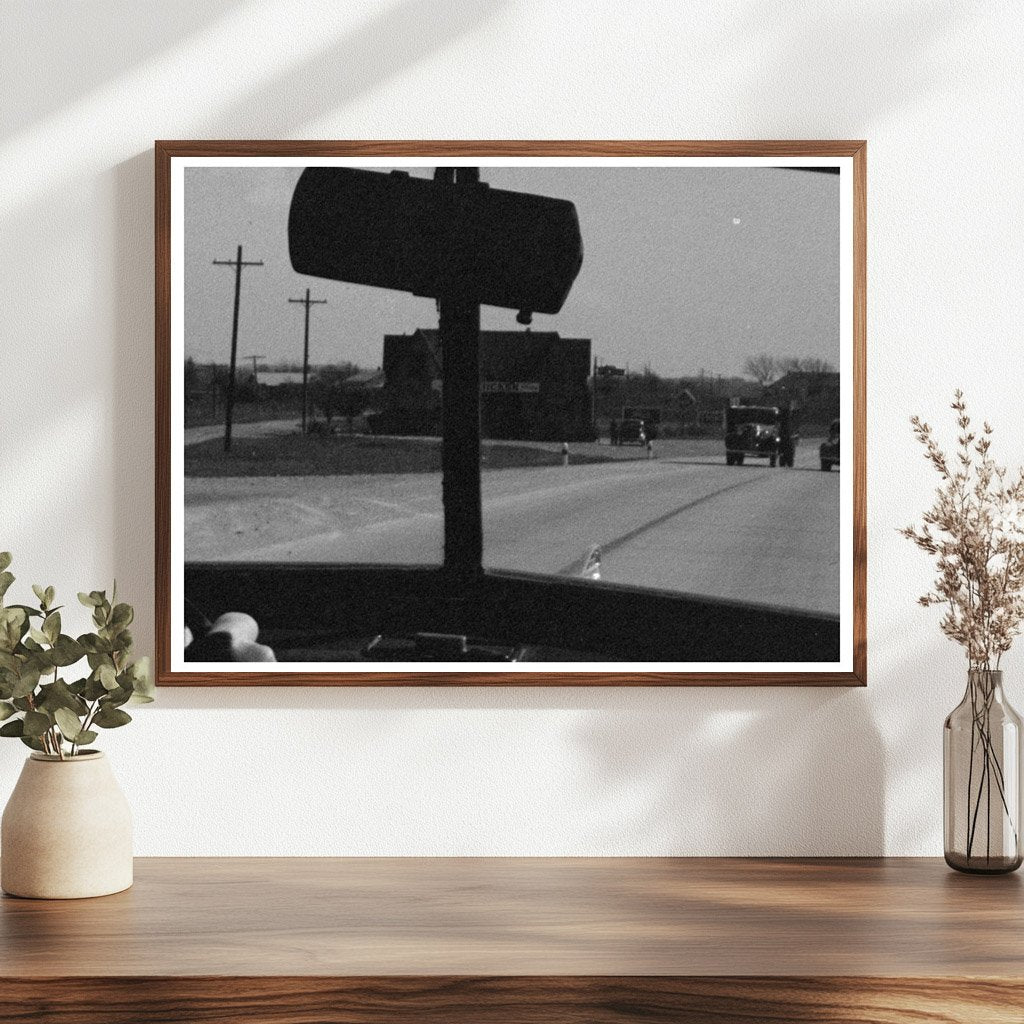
181;163;840;637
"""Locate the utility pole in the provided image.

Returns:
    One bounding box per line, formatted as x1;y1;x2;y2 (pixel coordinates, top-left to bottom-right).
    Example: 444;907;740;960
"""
244;354;266;423
288;288;327;434
213;246;264;452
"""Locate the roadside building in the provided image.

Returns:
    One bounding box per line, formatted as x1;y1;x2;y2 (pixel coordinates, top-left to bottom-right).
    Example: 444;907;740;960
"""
762;371;840;433
377;329;594;440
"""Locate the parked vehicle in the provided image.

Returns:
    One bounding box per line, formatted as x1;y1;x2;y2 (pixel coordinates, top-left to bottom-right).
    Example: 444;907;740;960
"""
622;406;660;440
617;418;647;446
820;419;840;471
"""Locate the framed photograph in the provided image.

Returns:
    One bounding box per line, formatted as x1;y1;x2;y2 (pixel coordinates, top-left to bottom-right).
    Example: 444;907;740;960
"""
156;141;865;686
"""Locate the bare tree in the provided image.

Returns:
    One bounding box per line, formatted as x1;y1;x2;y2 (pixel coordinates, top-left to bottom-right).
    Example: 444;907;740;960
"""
743;353;778;386
797;357;836;374
776;356;837;377
310;363;362;429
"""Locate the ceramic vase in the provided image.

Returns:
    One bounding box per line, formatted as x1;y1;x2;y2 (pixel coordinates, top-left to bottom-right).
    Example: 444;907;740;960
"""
1;751;133;898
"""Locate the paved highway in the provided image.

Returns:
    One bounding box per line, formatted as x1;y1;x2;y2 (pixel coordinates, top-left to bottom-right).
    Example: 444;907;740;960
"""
185;438;839;615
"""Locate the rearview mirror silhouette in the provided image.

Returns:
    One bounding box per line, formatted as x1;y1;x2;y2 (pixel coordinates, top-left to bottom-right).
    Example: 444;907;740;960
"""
289;167;583;316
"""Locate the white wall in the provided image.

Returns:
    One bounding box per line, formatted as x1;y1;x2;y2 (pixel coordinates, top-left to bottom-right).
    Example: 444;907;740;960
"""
1;0;1022;855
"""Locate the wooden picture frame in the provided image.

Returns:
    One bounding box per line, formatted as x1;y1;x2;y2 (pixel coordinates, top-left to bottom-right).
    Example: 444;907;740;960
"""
156;140;866;686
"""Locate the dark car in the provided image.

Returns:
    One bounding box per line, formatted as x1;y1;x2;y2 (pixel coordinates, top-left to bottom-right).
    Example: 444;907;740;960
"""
725;405;780;467
617;418;647;446
820;419;840;471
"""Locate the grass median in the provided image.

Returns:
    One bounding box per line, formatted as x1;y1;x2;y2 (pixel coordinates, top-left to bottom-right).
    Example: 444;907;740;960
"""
184;433;613;477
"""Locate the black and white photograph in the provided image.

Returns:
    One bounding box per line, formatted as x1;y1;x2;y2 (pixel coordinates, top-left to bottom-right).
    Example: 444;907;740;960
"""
159;145;862;681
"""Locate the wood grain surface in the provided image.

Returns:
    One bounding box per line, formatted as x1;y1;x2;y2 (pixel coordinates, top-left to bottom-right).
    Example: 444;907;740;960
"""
1;976;1022;1024
1;857;1020;1022
3;857;1022;977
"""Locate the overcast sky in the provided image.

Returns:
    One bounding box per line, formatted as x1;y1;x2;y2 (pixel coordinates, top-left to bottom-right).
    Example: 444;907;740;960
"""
184;164;839;377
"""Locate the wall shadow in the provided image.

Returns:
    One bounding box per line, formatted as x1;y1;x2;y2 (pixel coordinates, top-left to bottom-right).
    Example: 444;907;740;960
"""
568;686;885;855
193;0;509;138
730;1;971;134
112;150;156;657
0;1;243;139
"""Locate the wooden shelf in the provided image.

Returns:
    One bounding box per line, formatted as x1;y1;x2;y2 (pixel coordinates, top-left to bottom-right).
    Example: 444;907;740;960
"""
2;857;1021;1022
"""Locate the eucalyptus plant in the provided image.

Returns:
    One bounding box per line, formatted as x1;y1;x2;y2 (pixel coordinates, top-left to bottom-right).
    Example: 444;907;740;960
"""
0;552;153;759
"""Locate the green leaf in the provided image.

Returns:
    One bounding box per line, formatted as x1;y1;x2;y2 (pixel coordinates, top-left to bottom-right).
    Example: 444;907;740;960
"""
16;651;49;675
31;584;46;606
22;711;51;738
98;664;117;690
54;707;85;741
83;675;108;701
19;735;45;752
104;684;132;708
74;730;98;746
110;603;133;629
0;607;27;651
0;701;16;721
83;638;114;663
0;719;24;737
42;611;60;644
10;664;42;699
28;627;49;646
37;678;88;716
0;553;11;573
7;604;42;619
0;572;14;602
50;635;85;667
44;586;55;609
93;705;131;729
78;592;100;608
0;651;19;673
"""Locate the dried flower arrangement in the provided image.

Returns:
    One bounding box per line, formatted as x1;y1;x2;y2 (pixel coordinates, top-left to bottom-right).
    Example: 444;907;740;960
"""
902;391;1024;870
902;390;1024;669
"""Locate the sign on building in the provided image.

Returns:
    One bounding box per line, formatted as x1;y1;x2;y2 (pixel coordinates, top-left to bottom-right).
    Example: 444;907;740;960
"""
481;381;541;394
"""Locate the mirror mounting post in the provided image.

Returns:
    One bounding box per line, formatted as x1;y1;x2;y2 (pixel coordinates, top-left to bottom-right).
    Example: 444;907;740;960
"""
439;166;484;576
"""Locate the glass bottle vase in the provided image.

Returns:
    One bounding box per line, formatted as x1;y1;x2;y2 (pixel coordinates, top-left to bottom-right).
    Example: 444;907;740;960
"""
944;669;1023;873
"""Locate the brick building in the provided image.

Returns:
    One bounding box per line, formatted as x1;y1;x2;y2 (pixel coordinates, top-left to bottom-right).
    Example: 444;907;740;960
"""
377;329;594;441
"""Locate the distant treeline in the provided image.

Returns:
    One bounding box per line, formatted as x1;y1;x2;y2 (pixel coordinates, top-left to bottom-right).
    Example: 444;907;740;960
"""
595;362;839;436
183;358;375;429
